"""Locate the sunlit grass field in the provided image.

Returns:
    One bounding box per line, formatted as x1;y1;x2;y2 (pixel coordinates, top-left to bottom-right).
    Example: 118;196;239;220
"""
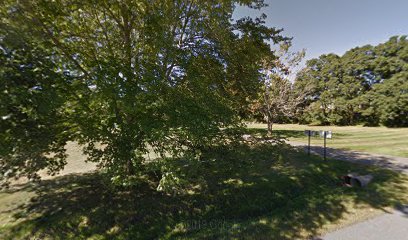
247;123;408;158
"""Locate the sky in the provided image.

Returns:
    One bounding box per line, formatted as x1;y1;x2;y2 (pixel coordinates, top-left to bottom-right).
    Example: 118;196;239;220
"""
233;0;408;63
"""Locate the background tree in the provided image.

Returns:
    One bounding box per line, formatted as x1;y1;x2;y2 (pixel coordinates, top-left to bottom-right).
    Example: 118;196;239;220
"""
366;71;408;127
253;43;307;134
295;36;407;127
0;0;285;187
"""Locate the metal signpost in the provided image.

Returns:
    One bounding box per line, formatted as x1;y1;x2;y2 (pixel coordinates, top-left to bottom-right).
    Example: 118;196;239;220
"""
308;131;311;155
324;131;327;160
304;130;332;160
304;130;311;155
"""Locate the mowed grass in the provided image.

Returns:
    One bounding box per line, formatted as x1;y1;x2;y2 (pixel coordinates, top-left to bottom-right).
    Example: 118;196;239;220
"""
247;123;408;157
1;141;407;239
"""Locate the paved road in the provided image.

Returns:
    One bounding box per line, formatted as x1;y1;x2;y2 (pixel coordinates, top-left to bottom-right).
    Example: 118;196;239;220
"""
286;141;408;240
287;141;408;174
322;206;408;240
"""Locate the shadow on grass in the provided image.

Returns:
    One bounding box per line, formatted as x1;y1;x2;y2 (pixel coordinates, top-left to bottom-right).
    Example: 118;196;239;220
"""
294;144;408;174
1;143;407;239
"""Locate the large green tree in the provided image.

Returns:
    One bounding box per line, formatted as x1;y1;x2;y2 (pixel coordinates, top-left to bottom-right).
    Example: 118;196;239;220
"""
295;36;407;127
0;0;284;186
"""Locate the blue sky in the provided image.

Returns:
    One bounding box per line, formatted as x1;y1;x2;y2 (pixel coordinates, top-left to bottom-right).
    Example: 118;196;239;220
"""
233;0;408;62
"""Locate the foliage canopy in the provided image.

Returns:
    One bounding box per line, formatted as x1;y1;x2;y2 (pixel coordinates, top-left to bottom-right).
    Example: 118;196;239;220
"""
252;42;307;134
295;36;408;127
0;0;284;186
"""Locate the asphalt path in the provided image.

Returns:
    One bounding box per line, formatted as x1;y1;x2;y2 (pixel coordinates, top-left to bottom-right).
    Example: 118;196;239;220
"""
288;140;408;174
286;140;408;240
322;206;408;240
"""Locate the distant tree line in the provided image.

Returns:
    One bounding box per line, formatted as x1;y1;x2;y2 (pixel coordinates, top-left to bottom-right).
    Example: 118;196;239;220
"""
294;36;408;127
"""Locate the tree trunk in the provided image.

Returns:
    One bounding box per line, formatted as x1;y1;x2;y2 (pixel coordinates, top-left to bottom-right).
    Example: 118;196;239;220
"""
126;158;135;175
267;119;273;135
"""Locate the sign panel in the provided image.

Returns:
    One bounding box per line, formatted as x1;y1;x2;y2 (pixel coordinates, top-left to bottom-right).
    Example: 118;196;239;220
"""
304;130;333;138
319;130;325;137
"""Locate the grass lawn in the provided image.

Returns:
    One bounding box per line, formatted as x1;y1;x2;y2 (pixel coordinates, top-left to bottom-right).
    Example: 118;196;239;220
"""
1;141;407;239
247;123;408;158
